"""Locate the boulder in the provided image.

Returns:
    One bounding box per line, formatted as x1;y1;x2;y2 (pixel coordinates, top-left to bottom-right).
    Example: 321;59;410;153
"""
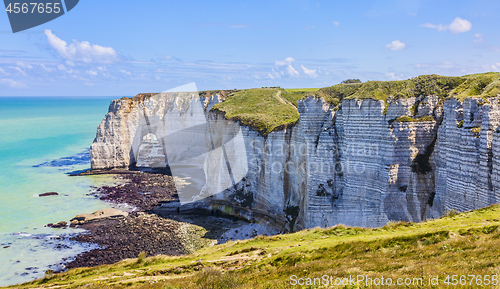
70;208;128;225
39;192;58;197
46;221;67;228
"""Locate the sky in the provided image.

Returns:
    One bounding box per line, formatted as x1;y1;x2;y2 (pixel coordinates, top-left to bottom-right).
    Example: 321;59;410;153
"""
0;0;500;96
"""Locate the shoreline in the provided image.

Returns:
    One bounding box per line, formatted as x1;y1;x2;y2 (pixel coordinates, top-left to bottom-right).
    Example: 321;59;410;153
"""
57;170;279;272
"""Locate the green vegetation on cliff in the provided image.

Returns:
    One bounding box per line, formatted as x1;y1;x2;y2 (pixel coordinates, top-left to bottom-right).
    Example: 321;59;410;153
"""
316;74;466;104
313;72;500;105
10;205;500;289
392;115;435;123
282;88;318;105
211;88;300;136
129;73;500;137
449;72;500;100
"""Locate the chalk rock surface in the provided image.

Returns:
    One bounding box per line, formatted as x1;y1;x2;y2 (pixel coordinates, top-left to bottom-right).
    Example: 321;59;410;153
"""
90;92;500;231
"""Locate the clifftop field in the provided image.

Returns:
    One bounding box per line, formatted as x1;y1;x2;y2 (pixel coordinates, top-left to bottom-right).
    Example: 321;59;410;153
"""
125;73;500;136
6;205;500;288
210;72;500;135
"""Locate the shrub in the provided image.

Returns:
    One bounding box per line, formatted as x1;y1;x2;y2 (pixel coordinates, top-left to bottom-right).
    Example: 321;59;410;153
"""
341;79;362;84
392;115;434;123
137;251;147;264
383;220;413;230
410;102;419;116
383;101;389;115
471;127;481;137
443;209;458;218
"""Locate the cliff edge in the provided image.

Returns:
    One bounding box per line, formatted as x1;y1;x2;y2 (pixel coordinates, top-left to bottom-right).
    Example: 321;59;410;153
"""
90;73;500;231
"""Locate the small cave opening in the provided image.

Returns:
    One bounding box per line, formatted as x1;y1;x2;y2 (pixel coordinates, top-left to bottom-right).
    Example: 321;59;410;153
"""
411;137;436;174
427;191;436;207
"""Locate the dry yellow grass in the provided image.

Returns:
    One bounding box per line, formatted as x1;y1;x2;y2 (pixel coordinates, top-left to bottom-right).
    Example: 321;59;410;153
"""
6;204;500;288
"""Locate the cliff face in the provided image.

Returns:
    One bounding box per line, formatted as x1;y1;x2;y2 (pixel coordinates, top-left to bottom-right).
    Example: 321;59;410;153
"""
433;98;500;216
91;93;500;231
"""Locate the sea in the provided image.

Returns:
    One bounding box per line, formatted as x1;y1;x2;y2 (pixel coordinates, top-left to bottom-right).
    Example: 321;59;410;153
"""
0;97;124;286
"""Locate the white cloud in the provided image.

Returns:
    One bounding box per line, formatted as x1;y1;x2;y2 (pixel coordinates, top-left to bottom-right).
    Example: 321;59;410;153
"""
414;61;460;70
274;57;299;77
301;65;318;78
474;33;484;43
287;65;299;76
57;64;73;74
0;78;27;88
385;40;406;50
86;70;98;76
44;29;119;63
156;53;182;62
421;23;447;31
275;57;295;67
97;66;107;71
486;62;500;71
333;21;340;26
120;69;131;76
268;68;283;79
421;17;471;33
385;72;404;80
449;17;472;33
385;72;396;79
40;64;53;72
9;66;27;76
304;25;316;30
16;61;32;69
0;68;9;76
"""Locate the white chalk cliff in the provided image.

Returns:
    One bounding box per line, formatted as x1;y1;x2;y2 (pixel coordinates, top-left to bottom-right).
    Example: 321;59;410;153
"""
90;92;500;231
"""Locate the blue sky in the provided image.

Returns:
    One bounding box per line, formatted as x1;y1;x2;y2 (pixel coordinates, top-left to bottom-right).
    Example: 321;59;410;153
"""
0;0;499;96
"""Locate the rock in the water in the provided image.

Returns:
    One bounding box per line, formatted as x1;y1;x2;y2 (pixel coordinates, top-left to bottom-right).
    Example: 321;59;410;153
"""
70;208;128;225
46;221;67;228
39;192;58;197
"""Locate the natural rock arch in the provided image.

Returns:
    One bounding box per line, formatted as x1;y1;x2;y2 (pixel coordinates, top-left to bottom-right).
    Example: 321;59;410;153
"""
134;131;168;168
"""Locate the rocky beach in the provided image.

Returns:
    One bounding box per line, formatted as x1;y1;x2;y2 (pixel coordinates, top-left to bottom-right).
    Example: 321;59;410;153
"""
53;169;278;271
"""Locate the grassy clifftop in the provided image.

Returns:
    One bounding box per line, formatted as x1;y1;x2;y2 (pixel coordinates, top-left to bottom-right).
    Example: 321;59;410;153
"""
315;72;500;105
9;205;500;289
211;88;302;136
209;73;500;135
121;73;499;136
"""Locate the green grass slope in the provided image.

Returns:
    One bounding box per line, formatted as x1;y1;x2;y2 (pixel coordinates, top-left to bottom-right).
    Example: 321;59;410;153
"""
211;88;301;136
125;73;500;137
9;205;500;289
314;72;500;105
208;73;500;136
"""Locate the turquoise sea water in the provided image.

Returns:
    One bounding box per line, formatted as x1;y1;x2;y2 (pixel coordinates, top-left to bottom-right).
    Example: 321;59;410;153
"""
0;97;122;286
